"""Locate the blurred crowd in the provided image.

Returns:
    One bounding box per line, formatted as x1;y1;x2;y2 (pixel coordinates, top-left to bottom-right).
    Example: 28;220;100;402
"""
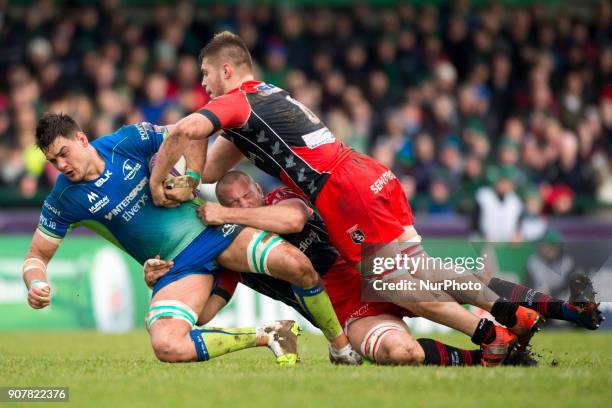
1;1;612;237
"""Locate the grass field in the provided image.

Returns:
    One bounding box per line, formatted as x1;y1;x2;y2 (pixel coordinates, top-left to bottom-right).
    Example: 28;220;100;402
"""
1;330;611;407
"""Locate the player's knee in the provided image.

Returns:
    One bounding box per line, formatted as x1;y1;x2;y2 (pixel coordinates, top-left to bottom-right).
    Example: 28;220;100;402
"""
147;301;198;363
296;257;318;288
151;333;192;363
151;334;179;362
361;321;420;365
284;250;318;288
374;332;425;365
386;341;425;365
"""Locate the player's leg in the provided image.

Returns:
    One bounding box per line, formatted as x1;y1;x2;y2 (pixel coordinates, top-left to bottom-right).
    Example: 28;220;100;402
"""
356;300;517;366
147;274;283;363
313;155;501;316
315;160;538;354
216;227;360;364
390;226;541;349
197;271;302;365
483;275;602;330
347;314;482;366
347;315;422;365
315;153;523;327
398;300;517;366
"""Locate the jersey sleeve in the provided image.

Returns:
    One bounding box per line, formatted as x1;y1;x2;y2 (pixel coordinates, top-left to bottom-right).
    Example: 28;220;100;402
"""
265;187;310;206
37;194;74;241
112;122;168;160
212;269;242;303
197;91;251;132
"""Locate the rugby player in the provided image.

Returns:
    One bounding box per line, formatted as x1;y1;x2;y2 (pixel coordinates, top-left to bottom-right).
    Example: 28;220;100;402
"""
150;31;600;358
23;113;361;365
149;171;600;365
146;171;485;366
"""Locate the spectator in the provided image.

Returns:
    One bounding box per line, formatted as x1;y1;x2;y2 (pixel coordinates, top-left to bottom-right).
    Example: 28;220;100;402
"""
138;72;174;124
474;166;523;241
519;187;548;241
0;1;607;221
526;231;576;299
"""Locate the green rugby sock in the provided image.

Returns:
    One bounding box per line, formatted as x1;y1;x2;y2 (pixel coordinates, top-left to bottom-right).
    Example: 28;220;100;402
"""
292;283;343;341
190;326;258;361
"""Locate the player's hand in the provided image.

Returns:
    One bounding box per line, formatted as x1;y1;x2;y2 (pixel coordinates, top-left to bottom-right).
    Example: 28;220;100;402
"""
27;281;51;309
150;179;180;208
144;255;173;288
197;202;228;225
163;175;197;203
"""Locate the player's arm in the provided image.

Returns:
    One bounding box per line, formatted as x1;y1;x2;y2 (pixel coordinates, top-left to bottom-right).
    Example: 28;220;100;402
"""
198;198;311;234
149;113;213;207
201;135;245;184
151;93;250;207
163;137;209;203
185;138;207;179
23;230;61;309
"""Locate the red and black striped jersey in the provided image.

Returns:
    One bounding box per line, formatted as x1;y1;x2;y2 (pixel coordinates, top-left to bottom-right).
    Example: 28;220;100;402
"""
212;186;340;326
264;186;339;275
198;80;353;201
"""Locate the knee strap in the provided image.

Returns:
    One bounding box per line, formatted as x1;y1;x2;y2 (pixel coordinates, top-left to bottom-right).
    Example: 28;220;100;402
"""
246;230;283;275
147;300;198;329
360;321;407;362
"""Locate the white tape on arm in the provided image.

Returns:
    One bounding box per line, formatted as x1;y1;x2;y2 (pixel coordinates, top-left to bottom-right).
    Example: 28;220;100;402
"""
23;258;49;290
23;258;47;274
145;259;162;267
29;279;50;291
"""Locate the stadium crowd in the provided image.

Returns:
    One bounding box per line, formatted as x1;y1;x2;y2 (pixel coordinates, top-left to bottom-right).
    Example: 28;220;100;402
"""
1;1;611;232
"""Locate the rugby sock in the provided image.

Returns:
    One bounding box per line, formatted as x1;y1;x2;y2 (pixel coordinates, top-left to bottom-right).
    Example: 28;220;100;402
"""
490;298;518;327
470;318;497;345
190;326;258;361
417;339;482;366
488;277;569;321
292;283;343;342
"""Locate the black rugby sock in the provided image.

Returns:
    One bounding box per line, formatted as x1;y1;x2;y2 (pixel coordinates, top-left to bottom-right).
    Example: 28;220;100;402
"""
488;278;566;320
490;298;519;327
417;338;482;366
470;318;497;345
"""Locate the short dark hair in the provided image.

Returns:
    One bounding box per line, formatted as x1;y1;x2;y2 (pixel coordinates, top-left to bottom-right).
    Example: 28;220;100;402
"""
198;31;253;70
35;112;81;151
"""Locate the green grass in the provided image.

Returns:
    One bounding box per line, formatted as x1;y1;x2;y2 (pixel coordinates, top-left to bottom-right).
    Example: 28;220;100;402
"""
1;330;611;407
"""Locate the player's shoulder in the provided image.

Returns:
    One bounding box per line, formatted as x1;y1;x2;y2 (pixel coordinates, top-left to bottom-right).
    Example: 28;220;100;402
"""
265;186;308;206
49;173;75;197
238;80;264;94
111;122;164;140
89;125;132;151
236;80;285;95
94;122;164;157
44;173;82;211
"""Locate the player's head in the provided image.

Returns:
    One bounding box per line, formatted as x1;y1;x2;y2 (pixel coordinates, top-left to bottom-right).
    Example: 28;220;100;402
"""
215;170;265;208
35;112;92;182
198;31;253;98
